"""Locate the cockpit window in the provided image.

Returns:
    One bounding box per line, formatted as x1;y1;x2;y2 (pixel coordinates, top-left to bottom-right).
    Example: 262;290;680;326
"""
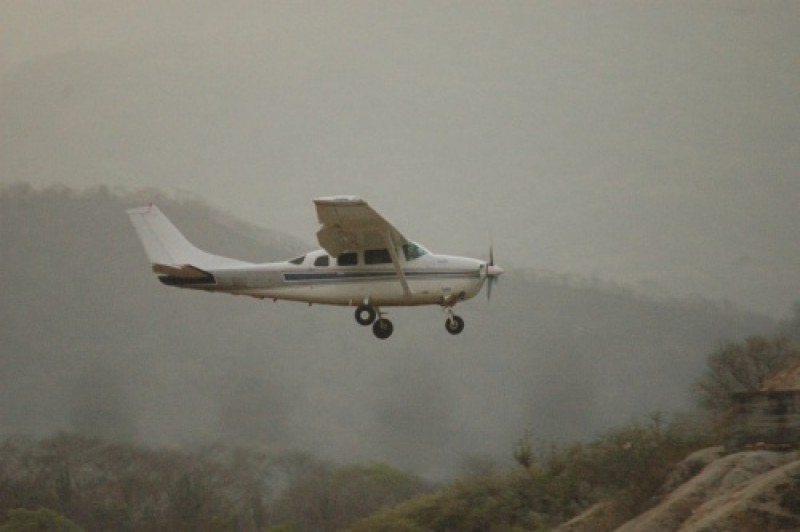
314;255;330;267
337;252;358;266
365;249;392;264
402;242;428;261
288;255;305;265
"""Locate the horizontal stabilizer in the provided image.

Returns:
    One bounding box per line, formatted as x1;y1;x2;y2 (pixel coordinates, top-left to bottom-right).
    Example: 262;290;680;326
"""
152;263;212;279
153;264;216;286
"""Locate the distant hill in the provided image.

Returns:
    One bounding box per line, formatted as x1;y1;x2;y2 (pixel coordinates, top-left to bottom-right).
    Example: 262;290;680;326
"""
0;185;776;478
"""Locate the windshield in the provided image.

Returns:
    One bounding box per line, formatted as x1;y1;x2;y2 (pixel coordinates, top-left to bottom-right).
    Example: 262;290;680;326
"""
402;242;428;261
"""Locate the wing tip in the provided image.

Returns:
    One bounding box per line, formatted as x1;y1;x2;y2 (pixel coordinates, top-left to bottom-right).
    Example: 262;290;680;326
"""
314;195;365;205
126;203;160;215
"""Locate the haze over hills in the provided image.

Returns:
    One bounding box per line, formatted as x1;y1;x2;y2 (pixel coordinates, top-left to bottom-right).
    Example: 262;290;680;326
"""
0;185;777;478
2;2;799;318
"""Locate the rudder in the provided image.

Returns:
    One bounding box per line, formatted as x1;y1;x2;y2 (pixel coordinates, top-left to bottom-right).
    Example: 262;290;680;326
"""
126;205;251;269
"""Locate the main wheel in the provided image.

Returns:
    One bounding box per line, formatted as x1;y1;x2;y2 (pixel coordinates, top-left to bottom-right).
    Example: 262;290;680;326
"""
445;315;465;335
355;304;377;326
372;318;394;339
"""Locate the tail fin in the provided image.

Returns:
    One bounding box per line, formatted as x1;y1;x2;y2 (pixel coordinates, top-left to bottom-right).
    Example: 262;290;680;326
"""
126;205;251;270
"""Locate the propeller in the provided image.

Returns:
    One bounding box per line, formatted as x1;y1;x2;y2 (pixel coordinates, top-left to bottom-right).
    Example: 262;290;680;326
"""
484;242;503;301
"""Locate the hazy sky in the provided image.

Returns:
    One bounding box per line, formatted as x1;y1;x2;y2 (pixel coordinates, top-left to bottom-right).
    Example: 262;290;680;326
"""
2;1;799;317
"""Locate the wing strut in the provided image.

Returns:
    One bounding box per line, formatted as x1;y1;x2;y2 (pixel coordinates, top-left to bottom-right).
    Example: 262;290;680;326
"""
384;231;412;296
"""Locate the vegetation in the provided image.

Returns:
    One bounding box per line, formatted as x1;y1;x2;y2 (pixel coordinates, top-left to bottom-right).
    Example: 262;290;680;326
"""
351;414;713;531
0;507;83;532
692;311;800;439
0;434;429;532
0;416;716;532
694;336;800;414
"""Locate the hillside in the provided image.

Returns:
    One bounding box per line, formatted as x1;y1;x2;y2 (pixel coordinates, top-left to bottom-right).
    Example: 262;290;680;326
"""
558;447;800;531
0;185;776;478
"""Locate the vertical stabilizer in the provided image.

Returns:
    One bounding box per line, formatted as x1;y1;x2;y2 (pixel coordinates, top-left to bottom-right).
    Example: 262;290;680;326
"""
126;205;251;269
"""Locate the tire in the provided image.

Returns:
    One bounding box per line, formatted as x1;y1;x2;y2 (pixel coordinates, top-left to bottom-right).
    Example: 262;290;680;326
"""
445;315;465;335
372;318;394;339
355;305;377;326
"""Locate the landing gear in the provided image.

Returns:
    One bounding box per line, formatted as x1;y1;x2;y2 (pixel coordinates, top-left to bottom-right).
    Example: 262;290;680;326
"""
353;304;465;338
372;318;394;340
355;304;394;339
355;304;377;326
443;306;465;335
445;315;465;335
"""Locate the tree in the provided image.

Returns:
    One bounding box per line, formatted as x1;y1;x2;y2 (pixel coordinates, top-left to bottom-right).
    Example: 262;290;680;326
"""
694;336;800;414
0;507;83;532
270;462;429;532
778;302;800;346
512;430;535;472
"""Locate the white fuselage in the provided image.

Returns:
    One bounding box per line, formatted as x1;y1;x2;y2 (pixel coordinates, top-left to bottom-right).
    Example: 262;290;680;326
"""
128;201;503;338
184;248;487;307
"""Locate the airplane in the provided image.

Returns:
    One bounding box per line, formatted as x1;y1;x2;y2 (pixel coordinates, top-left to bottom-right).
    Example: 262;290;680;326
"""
127;196;503;339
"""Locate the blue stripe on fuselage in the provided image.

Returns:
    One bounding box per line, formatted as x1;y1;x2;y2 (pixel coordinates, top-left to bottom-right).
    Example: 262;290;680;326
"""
282;270;478;283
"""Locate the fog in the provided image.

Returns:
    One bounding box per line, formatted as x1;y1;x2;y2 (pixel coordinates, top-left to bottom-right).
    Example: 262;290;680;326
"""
1;2;799;478
2;1;799;317
0;187;776;478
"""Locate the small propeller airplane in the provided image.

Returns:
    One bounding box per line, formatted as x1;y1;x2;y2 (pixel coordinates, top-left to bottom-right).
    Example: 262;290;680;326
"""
127;196;503;339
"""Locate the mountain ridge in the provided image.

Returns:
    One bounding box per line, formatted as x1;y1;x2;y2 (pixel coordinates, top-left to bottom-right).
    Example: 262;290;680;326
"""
0;184;776;478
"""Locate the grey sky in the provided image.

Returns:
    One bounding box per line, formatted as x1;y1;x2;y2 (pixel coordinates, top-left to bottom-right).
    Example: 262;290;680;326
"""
2;1;799;317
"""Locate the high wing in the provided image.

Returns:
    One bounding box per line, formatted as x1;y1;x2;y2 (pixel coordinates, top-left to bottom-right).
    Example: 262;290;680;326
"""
314;196;413;295
314;196;409;257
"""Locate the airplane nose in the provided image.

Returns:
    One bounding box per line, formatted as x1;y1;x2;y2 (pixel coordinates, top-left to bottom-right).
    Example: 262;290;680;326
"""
487;264;504;277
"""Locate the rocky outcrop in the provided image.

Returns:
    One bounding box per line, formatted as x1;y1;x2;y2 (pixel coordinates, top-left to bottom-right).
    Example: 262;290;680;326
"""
618;449;800;531
557;448;800;531
762;361;800;391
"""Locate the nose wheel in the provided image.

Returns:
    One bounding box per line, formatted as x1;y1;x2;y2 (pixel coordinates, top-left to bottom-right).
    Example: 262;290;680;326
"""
444;307;465;335
445;315;465;334
445;315;465;335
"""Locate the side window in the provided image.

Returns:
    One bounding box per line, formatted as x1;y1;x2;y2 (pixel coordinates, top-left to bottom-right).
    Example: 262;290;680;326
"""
289;255;305;265
365;249;392;264
314;255;330;267
337;252;358;266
